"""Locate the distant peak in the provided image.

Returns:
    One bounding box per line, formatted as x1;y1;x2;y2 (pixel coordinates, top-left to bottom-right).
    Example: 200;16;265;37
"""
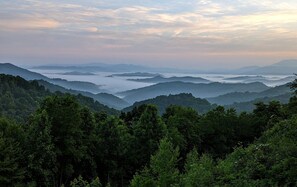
273;59;297;66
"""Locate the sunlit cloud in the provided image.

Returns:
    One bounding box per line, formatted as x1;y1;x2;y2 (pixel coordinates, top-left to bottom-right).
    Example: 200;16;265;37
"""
0;0;296;68
0;16;59;30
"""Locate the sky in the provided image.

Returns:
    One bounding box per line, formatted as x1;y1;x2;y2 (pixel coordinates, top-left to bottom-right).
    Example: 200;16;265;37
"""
0;0;297;69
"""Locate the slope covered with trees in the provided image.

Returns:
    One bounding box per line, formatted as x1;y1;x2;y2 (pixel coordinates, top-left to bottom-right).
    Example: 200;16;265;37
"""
1;75;297;187
123;93;214;114
0;74;118;122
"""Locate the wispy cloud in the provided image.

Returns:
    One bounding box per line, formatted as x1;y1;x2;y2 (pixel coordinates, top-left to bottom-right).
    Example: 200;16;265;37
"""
0;0;296;67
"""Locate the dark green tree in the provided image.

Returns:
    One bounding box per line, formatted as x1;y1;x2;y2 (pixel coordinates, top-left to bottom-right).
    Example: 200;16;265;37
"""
0;118;25;186
131;105;166;170
130;138;180;187
26;110;57;186
38;95;85;186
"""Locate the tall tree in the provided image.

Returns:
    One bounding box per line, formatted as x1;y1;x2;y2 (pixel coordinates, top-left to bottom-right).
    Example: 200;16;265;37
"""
26;110;57;186
0;118;25;186
130;138;180;187
38;95;85;186
131;105;166;170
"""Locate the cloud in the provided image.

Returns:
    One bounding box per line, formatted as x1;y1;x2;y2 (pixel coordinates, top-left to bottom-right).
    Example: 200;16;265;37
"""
0;16;59;30
0;0;297;67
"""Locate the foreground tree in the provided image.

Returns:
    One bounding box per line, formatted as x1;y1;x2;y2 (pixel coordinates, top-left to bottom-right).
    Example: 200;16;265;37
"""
0;118;25;186
130;138;180;187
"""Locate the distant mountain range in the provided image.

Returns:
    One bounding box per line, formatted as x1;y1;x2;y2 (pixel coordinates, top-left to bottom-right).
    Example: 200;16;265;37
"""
119;81;269;103
60;71;96;75
235;59;297;75
31;63;181;73
128;75;211;84
1;62;295;112
108;72;160;77
38;80;129;109
226;93;292;112
123;93;214;114
0;63;104;93
207;84;292;105
30;59;297;75
0;74;119;121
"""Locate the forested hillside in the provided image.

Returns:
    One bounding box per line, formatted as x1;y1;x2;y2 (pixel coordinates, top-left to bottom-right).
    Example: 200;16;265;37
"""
1;75;297;186
123;93;214;114
0;74;118;121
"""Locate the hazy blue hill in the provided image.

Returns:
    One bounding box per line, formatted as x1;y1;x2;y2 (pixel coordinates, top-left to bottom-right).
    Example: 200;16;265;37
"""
37;80;129;109
119;81;269;103
122;93;214;114
128;75;211;83
0;63;104;93
208;84;292;105
234;66;260;74
32;63;178;73
109;72;160;77
224;75;265;81
95;93;129;109
50;78;103;93
0;63;49;80
242;59;297;75
226;93;292;112
60;71;95;75
224;75;295;85
0;74;118;121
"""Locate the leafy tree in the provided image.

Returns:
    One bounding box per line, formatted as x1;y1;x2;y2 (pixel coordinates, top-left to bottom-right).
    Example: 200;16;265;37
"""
38;95;85;186
95;116;134;187
198;106;238;157
0;118;25;186
130;138;180;187
70;175;89;187
163;106;201;168
217;116;297;186
26;110;57;186
131;105;166;170
183;149;215;187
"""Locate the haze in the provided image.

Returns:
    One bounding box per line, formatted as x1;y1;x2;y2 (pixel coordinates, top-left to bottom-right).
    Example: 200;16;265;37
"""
1;0;297;69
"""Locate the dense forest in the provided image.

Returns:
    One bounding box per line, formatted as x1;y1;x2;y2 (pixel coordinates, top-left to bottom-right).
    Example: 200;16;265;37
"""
0;74;118;122
1;74;297;186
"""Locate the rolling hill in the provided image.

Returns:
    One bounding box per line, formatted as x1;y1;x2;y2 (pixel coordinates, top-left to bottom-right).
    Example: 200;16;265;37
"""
0;63;104;93
207;83;292;105
122;93;214;114
108;72;160;77
240;59;297;75
118;81;269;103
224;75;295;86
128;75;211;84
0;63;129;109
38;80;129;109
226;93;292;112
0;74;118;122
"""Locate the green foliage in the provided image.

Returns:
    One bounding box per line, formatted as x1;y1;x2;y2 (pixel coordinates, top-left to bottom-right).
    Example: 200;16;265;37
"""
0;118;25;186
183;150;215;187
26;110;57;186
0;74;48;121
163;106;201;168
132;105;167;169
70;175;89;187
0;74;118;122
123;93;214;114
217;116;297;186
1;74;297;187
130;138;180;187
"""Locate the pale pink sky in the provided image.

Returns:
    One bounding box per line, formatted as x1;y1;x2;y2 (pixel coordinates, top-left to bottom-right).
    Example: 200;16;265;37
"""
0;0;297;69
